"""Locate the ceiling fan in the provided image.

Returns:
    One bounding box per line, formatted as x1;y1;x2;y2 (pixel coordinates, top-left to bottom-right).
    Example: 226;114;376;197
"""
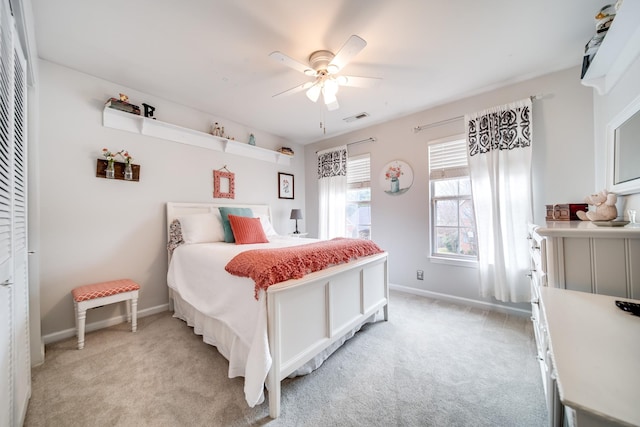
269;35;380;111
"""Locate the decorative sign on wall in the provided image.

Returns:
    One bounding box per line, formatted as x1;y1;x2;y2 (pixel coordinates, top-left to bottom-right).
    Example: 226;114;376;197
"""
380;160;413;195
214;166;235;199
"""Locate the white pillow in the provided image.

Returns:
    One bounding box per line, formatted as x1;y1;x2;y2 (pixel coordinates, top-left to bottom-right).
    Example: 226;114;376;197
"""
179;213;225;243
258;215;278;237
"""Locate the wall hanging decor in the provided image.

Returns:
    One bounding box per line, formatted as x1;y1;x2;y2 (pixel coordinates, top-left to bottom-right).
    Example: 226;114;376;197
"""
380;160;413;195
213;166;235;199
278;172;294;199
96;148;140;181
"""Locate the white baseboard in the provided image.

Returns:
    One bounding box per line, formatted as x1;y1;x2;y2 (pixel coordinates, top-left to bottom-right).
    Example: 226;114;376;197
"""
389;283;531;318
42;303;170;345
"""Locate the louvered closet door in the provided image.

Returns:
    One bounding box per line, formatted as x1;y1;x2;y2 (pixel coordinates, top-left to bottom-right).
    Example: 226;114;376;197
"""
0;0;15;422
0;0;29;424
12;35;29;425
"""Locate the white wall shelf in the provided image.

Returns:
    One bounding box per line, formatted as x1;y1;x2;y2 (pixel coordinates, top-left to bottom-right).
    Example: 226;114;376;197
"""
581;0;640;95
102;107;292;165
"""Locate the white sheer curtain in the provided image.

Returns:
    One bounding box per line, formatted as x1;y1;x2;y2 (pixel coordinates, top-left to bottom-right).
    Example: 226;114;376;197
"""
465;98;533;303
318;145;347;239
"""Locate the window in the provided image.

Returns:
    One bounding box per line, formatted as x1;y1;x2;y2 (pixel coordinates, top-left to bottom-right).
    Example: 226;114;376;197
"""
346;154;371;239
429;137;477;261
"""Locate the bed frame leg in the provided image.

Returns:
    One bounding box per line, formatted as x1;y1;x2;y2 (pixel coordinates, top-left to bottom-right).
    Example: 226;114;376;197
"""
268;374;281;418
383;303;389;321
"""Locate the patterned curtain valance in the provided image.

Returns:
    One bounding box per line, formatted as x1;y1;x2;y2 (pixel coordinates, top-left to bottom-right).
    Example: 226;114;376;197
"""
317;146;347;179
466;98;532;157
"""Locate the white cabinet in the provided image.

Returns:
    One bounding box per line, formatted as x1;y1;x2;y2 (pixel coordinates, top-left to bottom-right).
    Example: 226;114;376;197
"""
536;222;640;298
527;225;563;427
540;287;640;427
529;222;640;427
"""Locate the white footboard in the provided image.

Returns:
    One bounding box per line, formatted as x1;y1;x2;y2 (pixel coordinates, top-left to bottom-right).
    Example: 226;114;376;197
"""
266;252;389;418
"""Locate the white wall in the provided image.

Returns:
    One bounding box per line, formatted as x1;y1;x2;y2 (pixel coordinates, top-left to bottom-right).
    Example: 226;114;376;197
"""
37;60;304;338
304;66;595;310
593;54;640;214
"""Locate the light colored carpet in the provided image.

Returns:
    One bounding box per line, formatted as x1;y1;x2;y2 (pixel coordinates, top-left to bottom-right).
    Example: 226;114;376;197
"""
25;291;547;426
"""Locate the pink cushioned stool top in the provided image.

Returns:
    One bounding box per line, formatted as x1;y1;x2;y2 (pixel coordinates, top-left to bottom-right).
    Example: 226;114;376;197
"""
72;279;140;302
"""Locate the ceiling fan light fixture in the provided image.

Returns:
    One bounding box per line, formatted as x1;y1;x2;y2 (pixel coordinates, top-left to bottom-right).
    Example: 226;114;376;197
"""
327;64;339;74
270;35;375;112
306;84;321;102
323;78;339;97
322;86;338;105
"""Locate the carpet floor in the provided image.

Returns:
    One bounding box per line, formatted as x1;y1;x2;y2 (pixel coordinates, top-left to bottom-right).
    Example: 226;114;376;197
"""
25;290;547;426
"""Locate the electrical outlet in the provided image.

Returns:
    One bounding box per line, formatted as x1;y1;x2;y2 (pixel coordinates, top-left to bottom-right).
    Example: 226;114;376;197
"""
417;270;424;280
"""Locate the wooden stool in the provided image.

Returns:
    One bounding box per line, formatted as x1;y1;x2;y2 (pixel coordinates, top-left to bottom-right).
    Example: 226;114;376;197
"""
71;279;140;349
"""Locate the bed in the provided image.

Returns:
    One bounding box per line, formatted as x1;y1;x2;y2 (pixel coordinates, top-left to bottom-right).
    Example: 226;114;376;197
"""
165;202;389;418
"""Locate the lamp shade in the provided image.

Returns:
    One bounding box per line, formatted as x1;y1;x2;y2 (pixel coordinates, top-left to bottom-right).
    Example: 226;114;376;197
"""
290;209;303;220
306;85;321;103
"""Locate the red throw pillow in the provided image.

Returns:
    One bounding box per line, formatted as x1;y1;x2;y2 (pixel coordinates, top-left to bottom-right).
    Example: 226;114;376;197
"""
228;214;269;244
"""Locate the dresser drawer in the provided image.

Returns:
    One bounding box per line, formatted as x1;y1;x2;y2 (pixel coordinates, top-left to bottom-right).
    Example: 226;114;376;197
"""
528;231;547;273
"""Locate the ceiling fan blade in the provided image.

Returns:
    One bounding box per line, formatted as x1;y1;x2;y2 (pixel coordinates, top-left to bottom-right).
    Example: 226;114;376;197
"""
338;75;382;88
272;81;314;98
269;51;313;75
328;35;367;73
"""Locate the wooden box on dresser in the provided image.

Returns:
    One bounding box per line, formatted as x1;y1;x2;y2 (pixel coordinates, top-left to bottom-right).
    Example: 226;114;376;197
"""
528;222;640;427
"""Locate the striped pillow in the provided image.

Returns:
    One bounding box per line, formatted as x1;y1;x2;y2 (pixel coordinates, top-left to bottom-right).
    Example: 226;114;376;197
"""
228;214;269;245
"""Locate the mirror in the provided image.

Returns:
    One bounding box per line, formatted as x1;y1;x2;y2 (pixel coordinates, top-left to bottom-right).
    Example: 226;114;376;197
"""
608;94;640;195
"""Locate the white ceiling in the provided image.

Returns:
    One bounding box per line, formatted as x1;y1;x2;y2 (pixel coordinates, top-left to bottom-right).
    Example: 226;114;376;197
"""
31;0;604;145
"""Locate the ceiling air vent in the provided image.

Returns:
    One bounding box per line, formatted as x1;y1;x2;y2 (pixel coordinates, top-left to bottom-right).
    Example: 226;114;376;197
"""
343;112;369;123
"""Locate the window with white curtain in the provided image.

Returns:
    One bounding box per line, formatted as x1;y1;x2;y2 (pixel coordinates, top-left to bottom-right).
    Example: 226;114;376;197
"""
428;136;477;262
317;145;347;239
346;154;371;239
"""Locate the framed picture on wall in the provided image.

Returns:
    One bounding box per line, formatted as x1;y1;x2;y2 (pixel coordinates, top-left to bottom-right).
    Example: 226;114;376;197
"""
213;169;235;199
278;172;294;199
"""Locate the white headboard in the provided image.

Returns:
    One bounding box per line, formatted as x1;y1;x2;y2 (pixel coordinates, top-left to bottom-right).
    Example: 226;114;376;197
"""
166;202;272;239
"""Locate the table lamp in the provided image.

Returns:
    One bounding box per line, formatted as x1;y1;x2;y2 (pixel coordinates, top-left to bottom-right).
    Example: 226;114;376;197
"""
290;209;303;234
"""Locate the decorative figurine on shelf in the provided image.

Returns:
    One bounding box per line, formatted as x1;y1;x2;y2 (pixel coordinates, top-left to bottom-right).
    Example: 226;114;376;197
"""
211;122;221;137
248;133;256;146
142;103;156;119
119;93;129;102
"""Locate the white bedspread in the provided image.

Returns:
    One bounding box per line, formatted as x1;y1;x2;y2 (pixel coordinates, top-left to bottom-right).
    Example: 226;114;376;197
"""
166;236;318;407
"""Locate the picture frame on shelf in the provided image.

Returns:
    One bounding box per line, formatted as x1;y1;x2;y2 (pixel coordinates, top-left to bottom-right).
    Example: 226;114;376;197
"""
213;169;235;199
278;172;294;199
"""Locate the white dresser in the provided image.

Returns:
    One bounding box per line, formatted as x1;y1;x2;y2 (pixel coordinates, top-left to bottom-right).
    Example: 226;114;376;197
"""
536;221;640;298
528;222;640;426
527;224;562;426
540;287;640;427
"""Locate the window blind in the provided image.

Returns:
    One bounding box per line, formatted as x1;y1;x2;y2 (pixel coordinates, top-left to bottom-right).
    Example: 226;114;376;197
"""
428;138;468;179
347;154;370;187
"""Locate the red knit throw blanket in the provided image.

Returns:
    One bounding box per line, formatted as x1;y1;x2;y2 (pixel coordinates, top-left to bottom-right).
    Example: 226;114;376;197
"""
225;238;384;299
